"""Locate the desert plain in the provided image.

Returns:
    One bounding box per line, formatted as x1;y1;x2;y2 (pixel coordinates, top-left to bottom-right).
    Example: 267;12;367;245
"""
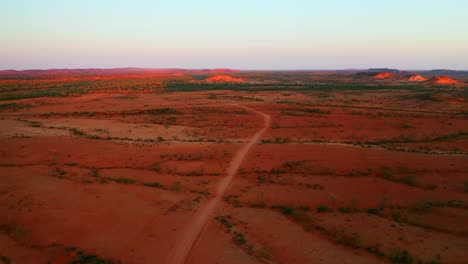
0;69;467;264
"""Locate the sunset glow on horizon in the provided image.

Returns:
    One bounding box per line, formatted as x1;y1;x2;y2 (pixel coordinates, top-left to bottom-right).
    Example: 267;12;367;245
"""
2;0;468;70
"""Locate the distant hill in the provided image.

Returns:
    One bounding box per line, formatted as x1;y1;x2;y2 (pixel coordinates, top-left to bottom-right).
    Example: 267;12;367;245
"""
426;69;468;77
426;76;465;86
204;75;245;83
373;72;399;79
367;68;401;73
201;68;241;74
0;68;176;79
406;69;468;77
407;75;428;82
0;68;241;80
354;71;401;80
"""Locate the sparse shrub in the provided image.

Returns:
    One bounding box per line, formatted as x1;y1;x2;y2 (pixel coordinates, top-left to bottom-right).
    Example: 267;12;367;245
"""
144;108;182;115
1;256;11;264
389;248;414;263
410;200;445;212
55;167;66;176
0;103;22;110
424;184;438;190
341;232;361;249
70;251;113;264
367;208;380;215
272;205;314;231
446;200;464;208
98;178;109;184
143;182;164;189
28;121;42;127
316;205;330;213
344;168;373;177
273;205;294;215
273;137;291;144
398;124;413;129
379;196;389;210
285;108;331;115
401;175;417;186
365;244;385;257
339;200;358;213
70;128;85;136
270;168;286;174
251;202;266;208
379;167;420;187
255;246;272;259
91;168;100;177
233;231;247;245
326;228;362;249
411;200;433;212
113;178;135;184
151;162;161;173
380;166;393;179
186;170;203;176
214;215;233;229
307;183;324;190
315;167;336;176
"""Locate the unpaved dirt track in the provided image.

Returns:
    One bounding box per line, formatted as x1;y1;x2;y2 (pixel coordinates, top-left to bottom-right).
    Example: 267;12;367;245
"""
167;105;271;264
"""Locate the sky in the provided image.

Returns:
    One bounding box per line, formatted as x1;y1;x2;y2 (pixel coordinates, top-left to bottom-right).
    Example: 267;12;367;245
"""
1;0;468;70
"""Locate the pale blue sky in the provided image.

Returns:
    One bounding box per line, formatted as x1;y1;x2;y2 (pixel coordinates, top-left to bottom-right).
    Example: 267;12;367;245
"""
1;0;468;70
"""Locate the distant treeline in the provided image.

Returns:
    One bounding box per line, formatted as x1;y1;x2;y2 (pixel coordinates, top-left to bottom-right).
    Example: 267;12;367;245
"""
0;78;431;101
164;81;426;92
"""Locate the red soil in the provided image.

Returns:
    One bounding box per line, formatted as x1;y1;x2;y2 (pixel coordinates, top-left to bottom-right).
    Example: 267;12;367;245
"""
168;105;271;264
446;97;466;104
204;75;245;83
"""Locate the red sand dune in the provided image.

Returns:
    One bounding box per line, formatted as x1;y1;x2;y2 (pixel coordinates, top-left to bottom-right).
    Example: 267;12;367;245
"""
373;72;397;79
407;75;428;82
427;76;464;85
204;75;245;83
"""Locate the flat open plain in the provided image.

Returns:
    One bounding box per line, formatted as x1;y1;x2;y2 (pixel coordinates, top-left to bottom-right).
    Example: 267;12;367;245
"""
0;70;467;263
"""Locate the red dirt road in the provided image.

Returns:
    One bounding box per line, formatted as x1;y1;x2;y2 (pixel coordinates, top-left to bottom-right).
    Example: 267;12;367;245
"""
167;105;271;264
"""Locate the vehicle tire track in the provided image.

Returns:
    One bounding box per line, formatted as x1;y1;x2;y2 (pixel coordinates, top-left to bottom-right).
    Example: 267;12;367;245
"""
167;104;271;264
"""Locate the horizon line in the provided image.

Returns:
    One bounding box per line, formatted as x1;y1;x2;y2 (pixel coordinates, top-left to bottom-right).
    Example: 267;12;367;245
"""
1;67;467;72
